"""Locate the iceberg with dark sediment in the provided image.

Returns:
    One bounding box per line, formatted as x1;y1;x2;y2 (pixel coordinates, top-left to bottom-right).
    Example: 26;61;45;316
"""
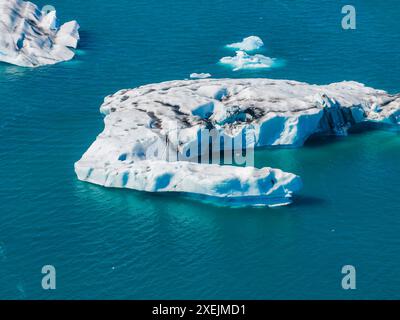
0;0;79;67
75;78;400;207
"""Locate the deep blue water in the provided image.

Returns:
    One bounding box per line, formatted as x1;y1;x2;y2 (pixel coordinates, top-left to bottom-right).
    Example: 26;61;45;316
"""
1;0;400;299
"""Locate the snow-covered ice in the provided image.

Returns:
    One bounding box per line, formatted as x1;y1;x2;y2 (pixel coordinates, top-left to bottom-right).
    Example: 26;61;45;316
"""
226;36;264;51
0;0;80;67
190;73;212;79
75;78;400;207
220;50;276;71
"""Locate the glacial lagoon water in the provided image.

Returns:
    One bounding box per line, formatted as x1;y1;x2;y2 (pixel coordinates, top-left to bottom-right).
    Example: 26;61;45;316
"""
1;0;400;299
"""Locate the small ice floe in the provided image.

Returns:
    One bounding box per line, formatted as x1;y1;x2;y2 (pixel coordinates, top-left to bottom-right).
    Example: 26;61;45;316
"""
226;36;264;51
219;50;276;71
190;73;212;79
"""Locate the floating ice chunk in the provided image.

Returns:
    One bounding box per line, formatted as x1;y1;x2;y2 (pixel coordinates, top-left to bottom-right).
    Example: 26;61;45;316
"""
219;51;276;71
75;78;400;207
190;73;212;79
0;0;80;67
226;36;264;51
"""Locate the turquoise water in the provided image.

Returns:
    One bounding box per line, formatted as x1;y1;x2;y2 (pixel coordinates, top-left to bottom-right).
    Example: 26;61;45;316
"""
1;0;400;299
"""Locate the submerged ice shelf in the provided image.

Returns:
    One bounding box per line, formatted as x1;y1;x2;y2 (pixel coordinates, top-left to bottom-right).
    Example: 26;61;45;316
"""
0;0;80;67
75;78;400;207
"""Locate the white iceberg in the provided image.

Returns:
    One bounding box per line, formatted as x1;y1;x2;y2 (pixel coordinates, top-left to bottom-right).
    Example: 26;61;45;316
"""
75;78;400;207
0;0;80;67
75;160;302;207
190;73;212;79
219;50;276;71
226;36;264;51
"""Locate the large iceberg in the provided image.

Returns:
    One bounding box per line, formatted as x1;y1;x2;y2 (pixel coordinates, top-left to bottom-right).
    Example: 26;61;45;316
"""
0;0;80;67
75;78;400;207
